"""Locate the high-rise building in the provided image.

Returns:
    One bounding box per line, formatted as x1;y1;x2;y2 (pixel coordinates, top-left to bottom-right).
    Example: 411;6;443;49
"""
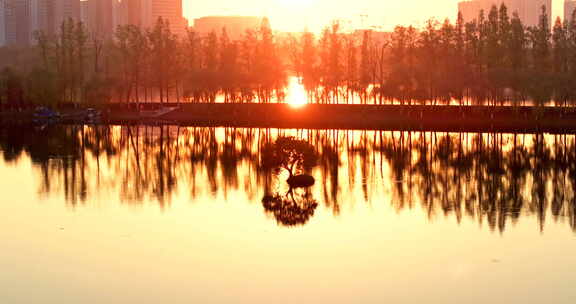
32;0;50;34
118;0;143;26
80;0;88;24
458;0;552;27
565;0;576;22
1;0;186;46
4;0;32;46
85;0;115;38
148;0;186;35
0;0;7;46
117;0;187;36
193;16;262;40
51;0;81;34
28;0;81;38
2;0;82;46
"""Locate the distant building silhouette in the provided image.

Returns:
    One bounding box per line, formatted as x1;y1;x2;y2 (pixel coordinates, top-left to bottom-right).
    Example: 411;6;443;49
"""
193;16;263;40
82;0;116;39
458;0;552;27
1;0;80;46
0;0;187;46
0;1;5;45
117;0;142;26
80;0;88;24
565;0;576;22
352;29;393;44
4;0;32;46
52;0;81;34
30;0;50;39
117;0;188;36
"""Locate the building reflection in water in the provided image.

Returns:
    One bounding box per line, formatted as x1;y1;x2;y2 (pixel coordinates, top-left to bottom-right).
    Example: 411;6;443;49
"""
1;124;575;232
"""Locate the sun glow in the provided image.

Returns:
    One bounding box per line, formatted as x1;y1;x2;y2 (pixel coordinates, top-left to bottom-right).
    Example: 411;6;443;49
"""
278;0;313;8
286;77;308;108
184;1;564;33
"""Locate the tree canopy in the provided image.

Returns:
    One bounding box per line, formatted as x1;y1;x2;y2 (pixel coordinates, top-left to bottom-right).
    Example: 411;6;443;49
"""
261;136;318;177
2;5;576;108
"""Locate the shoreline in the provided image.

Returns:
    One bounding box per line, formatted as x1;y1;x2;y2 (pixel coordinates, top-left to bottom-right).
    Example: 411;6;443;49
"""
2;103;576;133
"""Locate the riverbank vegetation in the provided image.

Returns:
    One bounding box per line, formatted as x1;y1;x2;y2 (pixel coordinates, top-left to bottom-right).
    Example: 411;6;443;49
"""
290;4;576;107
0;17;286;107
1;4;576;108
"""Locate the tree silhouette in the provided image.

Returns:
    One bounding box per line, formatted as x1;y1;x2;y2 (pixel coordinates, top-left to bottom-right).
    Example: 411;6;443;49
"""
261;136;318;178
3;4;576;108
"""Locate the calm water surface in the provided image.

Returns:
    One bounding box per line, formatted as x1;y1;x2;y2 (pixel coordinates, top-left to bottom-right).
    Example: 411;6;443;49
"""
1;125;575;304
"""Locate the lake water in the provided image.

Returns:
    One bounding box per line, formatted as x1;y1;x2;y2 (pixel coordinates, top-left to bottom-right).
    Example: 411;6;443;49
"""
1;125;575;304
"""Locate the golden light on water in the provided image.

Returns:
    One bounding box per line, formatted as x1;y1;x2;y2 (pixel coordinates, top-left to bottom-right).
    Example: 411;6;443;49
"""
2;126;576;303
286;77;308;108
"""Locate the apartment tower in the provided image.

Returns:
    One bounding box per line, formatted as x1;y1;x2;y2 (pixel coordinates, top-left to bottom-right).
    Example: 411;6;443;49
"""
565;0;576;22
458;0;552;27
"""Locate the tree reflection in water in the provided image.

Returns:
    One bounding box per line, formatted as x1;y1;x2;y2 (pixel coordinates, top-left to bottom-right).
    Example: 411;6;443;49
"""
262;188;319;227
1;124;576;232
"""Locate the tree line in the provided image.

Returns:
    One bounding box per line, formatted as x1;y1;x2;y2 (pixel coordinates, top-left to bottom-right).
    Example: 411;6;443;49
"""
1;4;576;108
288;4;576;107
0;17;286;108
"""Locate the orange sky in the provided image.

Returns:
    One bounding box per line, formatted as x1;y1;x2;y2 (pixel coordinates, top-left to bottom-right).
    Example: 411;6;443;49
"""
183;0;565;32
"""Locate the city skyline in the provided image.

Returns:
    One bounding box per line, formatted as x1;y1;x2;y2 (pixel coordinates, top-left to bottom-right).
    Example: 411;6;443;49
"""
0;0;572;47
0;0;186;46
182;0;566;31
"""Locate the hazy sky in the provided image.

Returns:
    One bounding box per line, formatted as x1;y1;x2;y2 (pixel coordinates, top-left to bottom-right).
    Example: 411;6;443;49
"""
183;0;565;32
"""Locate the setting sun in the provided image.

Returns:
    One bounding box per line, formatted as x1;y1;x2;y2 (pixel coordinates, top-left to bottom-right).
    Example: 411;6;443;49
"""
286;77;308;108
3;1;576;304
